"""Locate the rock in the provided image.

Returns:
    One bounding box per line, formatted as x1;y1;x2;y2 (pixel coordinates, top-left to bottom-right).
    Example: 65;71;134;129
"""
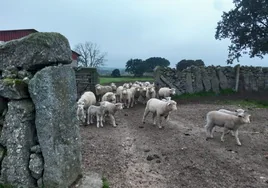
217;69;229;89
0;96;8;116
0;79;29;99
0;99;36;187
0;32;72;71
29;153;44;179
37;178;43;188
147;155;154;161
18;70;33;80
0;144;5;163
1;66;19;79
153;154;160;159
156;160;161;163
30;145;42;154
201;69;211;92
144;149;150;152
185;72;193;94
28;66;82;188
193;67;203;92
78;171;102;188
209;68;220;93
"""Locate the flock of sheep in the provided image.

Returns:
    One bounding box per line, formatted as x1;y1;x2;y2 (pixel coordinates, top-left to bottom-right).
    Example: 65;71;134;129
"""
76;81;252;146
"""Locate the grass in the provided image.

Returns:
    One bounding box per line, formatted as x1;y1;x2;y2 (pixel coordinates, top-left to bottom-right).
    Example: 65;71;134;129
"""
0;183;14;188
99;76;154;85
217;99;268;108
102;177;110;188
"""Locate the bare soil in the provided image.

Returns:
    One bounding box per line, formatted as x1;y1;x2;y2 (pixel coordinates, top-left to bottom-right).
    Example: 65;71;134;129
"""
79;95;268;188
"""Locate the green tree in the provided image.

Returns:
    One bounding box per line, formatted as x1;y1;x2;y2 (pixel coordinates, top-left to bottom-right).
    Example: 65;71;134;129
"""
144;57;170;72
176;59;205;71
125;59;146;77
111;69;121;77
215;0;268;64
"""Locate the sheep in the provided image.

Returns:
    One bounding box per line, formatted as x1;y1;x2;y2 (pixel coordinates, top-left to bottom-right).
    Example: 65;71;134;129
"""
158;87;176;99
100;101;124;127
142;98;177;129
161;97;171;102
122;83;130;89
87;103;106;128
115;86;123;102
146;86;156;101
110;83;117;93
212;108;246;136
129;86;141;105
101;92;116;103
95;84;113;102
138;86;147;104
205;111;251;146
120;88;133;108
76;91;96;124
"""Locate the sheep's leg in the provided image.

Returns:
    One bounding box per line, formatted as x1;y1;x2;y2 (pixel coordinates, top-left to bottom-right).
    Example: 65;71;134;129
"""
100;115;104;128
221;127;229;142
142;108;150;123
109;114;116;127
231;130;235;136
157;115;163;129
205;121;214;139
152;112;157;125
87;112;90;125
90;114;94;124
96;115;100;128
234;130;241;146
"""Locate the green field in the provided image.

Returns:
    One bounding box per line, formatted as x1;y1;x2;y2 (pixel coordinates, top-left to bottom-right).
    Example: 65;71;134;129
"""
99;76;154;84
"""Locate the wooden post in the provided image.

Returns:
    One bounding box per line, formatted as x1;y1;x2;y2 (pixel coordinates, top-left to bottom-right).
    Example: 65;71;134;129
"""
235;64;240;92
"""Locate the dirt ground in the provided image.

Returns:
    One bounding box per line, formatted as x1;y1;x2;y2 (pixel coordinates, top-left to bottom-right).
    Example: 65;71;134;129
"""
78;94;268;188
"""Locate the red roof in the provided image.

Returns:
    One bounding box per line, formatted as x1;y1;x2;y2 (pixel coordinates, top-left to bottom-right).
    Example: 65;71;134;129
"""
0;29;80;60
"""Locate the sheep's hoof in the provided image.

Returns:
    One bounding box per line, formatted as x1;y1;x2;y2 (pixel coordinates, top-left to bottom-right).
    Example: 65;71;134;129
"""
237;142;242;146
113;125;117;127
159;126;163;129
221;139;225;142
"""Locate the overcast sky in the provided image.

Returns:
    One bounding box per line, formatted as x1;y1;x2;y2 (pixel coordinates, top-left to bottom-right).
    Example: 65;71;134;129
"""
2;0;267;68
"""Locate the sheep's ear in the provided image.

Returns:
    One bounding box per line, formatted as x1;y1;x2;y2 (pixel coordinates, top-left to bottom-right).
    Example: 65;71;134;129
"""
167;102;171;106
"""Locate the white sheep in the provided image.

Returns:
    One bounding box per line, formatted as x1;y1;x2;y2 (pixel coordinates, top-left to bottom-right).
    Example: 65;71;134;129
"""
115;86;123;102
100;101;124;127
95;84;113;101
129;86;141;105
146;86;156;101
142;98;177;129
101;92;116;103
76;91;96;124
120;88;133;108
158;87;176;99
205;111;251;146
87;104;106;128
212;108;246;136
110;83;117;92
138;86;147;104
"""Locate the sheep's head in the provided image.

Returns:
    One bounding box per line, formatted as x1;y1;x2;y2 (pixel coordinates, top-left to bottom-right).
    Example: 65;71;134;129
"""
110;83;117;91
148;87;155;94
166;100;177;112
115;103;123;111
77;101;86;123
95;84;101;91
122;88;127;95
170;88;176;95
235;108;246;116
238;113;251;124
123;83;130;89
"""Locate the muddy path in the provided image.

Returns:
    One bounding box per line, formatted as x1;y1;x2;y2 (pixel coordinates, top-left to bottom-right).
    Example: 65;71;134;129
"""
80;103;268;188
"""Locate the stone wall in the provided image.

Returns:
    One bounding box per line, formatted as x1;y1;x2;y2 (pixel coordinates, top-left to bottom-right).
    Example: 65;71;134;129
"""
154;65;268;95
0;32;82;188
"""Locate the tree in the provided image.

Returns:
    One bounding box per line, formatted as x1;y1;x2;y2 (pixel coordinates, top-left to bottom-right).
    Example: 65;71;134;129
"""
125;59;146;77
215;0;268;64
144;57;170;72
176;59;205;71
111;69;121;77
74;41;107;67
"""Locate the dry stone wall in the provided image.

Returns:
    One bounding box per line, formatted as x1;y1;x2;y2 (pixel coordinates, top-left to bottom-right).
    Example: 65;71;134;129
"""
154;65;268;95
0;32;82;188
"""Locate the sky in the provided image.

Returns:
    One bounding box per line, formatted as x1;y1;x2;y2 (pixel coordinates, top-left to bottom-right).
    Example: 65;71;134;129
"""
1;0;267;68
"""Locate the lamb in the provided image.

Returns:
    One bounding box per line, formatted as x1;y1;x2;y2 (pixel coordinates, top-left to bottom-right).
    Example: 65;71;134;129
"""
139;86;147;104
146;86;156;101
87;103;106;128
76;91;96;124
101;101;124;127
212;108;246;136
129;86;141;105
158;87;176;99
142;98;177;129
95;84;113;101
110;83;117;92
101;92;116;103
120;88;133;108
205;111;251;146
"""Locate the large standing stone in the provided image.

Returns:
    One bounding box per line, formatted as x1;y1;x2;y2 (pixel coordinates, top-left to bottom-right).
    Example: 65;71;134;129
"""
185;72;194;94
217;69;229;89
0;32;72;71
209;68;220;93
28;66;82;188
192;67;203;92
201;69;211;92
0;100;36;187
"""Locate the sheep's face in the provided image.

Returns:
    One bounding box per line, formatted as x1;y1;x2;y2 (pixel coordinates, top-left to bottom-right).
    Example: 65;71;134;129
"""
170;88;176;95
110;95;116;103
239;114;251;124
115;103;123;110
123;83;130;89
166;101;177;112
148;87;155;94
111;83;117;91
235;109;245;116
95;85;101;91
122;89;127;95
